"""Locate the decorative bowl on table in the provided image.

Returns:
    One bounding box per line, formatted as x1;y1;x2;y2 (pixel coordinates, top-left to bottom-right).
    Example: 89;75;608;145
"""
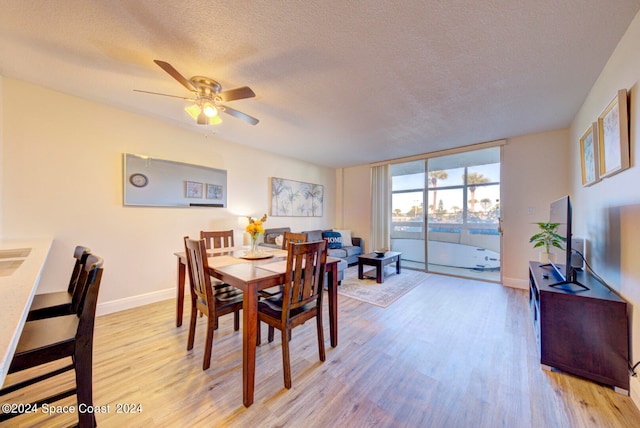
374;250;386;257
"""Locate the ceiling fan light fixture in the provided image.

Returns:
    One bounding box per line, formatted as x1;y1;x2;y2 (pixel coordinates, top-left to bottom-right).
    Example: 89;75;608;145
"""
202;102;217;117
196;111;209;125
142;60;258;126
185;103;202;120
185;104;222;125
199;113;222;125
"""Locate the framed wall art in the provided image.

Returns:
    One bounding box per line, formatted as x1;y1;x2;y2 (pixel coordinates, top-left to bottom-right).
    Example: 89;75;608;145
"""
185;181;203;198
206;183;223;199
270;177;324;217
598;89;629;179
580;122;600;186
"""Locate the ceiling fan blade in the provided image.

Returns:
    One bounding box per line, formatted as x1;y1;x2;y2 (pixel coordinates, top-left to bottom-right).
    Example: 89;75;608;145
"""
218;86;256;102
220;105;259;125
134;89;195;101
153;60;196;92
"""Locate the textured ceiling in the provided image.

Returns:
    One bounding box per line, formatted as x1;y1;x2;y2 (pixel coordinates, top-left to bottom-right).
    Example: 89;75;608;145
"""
1;0;639;168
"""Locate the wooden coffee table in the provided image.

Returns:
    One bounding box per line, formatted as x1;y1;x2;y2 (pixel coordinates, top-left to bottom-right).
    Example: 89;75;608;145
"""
358;251;402;283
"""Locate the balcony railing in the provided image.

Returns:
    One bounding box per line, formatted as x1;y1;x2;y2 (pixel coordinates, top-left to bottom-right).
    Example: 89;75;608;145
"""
391;219;499;240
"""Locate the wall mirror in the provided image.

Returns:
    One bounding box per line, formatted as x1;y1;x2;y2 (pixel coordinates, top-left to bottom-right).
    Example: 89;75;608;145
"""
123;153;227;207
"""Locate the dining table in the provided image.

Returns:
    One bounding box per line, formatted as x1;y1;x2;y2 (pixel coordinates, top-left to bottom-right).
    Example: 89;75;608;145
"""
174;246;340;407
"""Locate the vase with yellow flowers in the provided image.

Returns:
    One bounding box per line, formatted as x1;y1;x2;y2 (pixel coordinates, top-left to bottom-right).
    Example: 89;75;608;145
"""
245;214;267;256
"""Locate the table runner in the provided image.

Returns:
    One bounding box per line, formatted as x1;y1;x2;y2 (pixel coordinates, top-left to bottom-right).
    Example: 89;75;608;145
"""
207;255;250;268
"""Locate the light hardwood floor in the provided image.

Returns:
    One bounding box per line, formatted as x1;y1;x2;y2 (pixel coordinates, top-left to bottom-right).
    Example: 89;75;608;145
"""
3;273;640;427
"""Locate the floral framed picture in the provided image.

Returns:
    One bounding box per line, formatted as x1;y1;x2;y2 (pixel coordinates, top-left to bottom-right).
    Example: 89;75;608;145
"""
185;181;203;198
580;122;599;186
206;183;222;200
598;89;629;179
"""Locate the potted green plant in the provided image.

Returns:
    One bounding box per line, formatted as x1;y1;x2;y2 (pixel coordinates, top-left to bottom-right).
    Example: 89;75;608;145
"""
530;222;566;263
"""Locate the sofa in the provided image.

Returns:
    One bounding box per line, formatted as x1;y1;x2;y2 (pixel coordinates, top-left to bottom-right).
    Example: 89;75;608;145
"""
262;227;363;262
260;227;364;283
302;230;363;265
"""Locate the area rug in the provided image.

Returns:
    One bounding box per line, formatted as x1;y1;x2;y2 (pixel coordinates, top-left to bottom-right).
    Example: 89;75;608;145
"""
337;266;431;308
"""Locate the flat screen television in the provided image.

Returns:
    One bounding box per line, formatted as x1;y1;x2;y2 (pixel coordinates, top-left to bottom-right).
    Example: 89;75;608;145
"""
548;195;588;290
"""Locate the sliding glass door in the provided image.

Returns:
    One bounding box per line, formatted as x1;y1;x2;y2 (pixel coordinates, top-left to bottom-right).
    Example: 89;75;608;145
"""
390;160;426;268
390;146;502;282
426;147;501;281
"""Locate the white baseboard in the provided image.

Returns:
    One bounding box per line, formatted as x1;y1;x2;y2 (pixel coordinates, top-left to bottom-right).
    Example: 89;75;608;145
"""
631;375;640;411
502;276;528;290
96;288;174;316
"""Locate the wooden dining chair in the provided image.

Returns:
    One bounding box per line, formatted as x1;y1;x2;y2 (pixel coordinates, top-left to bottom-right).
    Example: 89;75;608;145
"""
0;255;104;428
184;236;244;370
200;230;234;250
199;230;242;326
257;240;327;389
281;231;307;249
259;231;308;300
27;245;91;320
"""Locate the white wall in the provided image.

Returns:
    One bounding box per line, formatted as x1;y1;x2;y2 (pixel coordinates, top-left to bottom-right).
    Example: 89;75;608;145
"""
570;10;640;406
0;78;336;313
501;129;571;287
339;164;371;251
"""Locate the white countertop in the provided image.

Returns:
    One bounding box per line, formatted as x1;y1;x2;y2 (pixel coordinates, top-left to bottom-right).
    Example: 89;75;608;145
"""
0;238;52;387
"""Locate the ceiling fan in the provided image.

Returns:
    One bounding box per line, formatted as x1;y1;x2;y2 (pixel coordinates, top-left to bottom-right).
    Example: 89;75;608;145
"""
135;60;259;126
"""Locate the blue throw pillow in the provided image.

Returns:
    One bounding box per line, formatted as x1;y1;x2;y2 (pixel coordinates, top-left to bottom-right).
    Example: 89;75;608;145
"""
322;231;342;249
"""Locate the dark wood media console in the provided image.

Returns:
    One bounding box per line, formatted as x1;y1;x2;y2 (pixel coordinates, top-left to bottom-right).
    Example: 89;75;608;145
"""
528;262;629;394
